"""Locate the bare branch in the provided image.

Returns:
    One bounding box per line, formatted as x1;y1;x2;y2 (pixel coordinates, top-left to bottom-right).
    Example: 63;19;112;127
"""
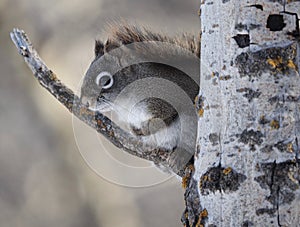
10;28;184;176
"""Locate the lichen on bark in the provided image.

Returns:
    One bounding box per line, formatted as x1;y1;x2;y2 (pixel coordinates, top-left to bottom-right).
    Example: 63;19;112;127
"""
190;0;300;226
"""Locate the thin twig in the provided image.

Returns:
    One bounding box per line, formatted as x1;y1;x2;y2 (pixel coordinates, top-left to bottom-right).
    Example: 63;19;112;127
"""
10;28;183;175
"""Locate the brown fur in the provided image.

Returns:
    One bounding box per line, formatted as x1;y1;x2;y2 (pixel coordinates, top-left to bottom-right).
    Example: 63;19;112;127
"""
94;23;200;58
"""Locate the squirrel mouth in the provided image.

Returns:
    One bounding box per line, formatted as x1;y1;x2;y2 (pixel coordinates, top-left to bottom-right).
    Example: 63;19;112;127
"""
93;97;113;112
86;103;111;113
80;95;112;112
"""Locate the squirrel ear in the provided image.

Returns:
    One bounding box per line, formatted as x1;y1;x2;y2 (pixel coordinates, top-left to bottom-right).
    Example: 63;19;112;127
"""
94;40;104;57
104;39;120;53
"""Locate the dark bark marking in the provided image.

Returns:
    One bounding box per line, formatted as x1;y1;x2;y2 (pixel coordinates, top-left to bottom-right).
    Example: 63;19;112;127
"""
199;165;247;195
261;140;295;154
209;133;219;146
195;95;205;118
263;1;300;37
276;187;282;227
256;207;277;215
255;160;300;207
235;23;261;31
247;4;263;11
255;160;300;225
280;10;300;37
296;137;300;161
219;75;232;80
268;95;300;105
242;220;255;227
235;43;297;78
259;115;271;125
267;14;286;31
236;87;261;102
268;95;281;105
261;144;274;153
233;34;250;48
274;140;289;152
267;0;300;5
286;95;300;102
238;129;264;151
270;119;280;129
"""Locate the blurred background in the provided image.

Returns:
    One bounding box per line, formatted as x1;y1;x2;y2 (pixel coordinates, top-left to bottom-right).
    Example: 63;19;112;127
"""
0;0;199;226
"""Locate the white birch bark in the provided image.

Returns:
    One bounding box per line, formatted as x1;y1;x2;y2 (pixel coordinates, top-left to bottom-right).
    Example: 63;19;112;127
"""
188;1;300;226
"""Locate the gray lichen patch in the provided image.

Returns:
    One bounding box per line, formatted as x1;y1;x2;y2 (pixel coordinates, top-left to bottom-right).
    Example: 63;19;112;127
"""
269;94;300;104
261;144;274;153
235;43;297;78
238;129;264;151
268;95;282;105
261;140;295;153
255;160;300;206
199;165;246;195
256;207;277;216
236;87;261;102
209;133;219;146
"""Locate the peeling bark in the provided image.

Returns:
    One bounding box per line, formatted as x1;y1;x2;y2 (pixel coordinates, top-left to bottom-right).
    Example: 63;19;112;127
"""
184;1;300;226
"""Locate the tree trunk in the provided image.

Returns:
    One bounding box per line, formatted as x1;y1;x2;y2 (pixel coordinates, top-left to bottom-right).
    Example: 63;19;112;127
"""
185;1;300;226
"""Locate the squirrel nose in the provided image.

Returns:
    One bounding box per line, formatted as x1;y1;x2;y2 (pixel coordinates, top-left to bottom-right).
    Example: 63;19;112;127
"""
97;95;104;102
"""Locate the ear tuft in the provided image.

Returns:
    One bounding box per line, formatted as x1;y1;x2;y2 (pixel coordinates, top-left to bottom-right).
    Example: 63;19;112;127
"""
94;40;104;57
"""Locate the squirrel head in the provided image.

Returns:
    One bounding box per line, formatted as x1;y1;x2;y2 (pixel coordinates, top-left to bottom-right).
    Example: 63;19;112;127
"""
80;23;200;113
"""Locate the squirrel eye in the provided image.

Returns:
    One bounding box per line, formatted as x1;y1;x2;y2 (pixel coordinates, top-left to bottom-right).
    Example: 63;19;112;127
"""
95;71;113;89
